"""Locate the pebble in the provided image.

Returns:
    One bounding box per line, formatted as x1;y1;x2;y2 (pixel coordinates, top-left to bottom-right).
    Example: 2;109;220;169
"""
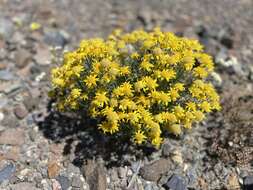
162;143;172;157
243;176;253;190
171;150;183;164
67;163;80;175
163;174;187;190
0;112;4;121
118;167;127;178
0;18;14;40
0;128;25;145
48;161;60;178
0;163;16;183
210;72;222;87
34;46;51;65
56;175;71;190
72;175;83;188
13;104;28;119
226;173;240;190
10;182;40;190
52;179;61;190
44;30;68;47
218;27;234;49
0;70;15;81
140;158;171;182
14;48;32;68
82;160;107;190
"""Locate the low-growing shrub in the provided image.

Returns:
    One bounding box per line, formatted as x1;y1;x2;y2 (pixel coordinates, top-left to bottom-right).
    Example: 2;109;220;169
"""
49;28;221;148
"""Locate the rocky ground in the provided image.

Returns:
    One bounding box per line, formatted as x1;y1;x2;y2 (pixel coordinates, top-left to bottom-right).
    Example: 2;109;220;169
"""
0;0;253;190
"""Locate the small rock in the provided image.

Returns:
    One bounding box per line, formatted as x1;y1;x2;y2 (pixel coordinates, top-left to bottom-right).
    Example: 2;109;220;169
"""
0;146;20;161
56;175;71;190
48;161;60;178
0;112;4;121
118;167;127;178
0;163;16;183
210;72;222;87
52;179;61;190
0;128;25;145
226;173;240;190
82;160;107;190
0;70;15;81
0;62;7;70
243;176;253;190
44;30;68;47
163;174;187;190
219;29;234;49
10;182;39;190
28;129;37;142
13;104;28;119
162;143;172;157
137;8;152;29
67;163;80;174
34;45;51;65
14;49;32;68
140;158;171;182
0;18;14;40
171;150;183;164
72;176;83;188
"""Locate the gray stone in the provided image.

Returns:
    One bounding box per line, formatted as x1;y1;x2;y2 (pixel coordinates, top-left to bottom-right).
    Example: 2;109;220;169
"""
13;104;28;119
140;158;171;182
44;30;68;47
0;18;14;40
118;167;126;178
0;128;25;145
72;176;83;188
56;175;71;190
0;163;16;183
67;163;80;174
163;174;187;190
162;143;172;157
244;176;253;190
0;70;15;81
10;182;39;190
82;160;107;190
14;49;32;68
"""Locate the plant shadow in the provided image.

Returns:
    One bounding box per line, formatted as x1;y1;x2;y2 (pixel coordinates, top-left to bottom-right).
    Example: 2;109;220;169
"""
37;100;157;168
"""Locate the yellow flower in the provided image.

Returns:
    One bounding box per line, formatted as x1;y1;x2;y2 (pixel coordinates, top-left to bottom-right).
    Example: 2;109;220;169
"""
160;69;176;81
119;99;137;110
50;28;221;148
143;76;158;90
120;66;130;76
93;92;109;107
99;121;119;134
52;78;65;87
193;110;205;121
120;82;133;97
72;65;84;77
102;107;119;124
199;101;211;112
140;60;154;71
186;102;196;111
70;88;81;99
84;74;98;88
30;22;41;31
134;130;146;144
151;136;163;148
167;124;181;136
134;81;146;92
193;67;208;78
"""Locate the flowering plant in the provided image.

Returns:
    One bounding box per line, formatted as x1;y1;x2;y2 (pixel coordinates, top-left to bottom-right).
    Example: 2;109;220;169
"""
49;28;221;147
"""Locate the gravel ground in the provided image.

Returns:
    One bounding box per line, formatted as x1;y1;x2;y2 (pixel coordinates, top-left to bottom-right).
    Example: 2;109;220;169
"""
0;0;252;190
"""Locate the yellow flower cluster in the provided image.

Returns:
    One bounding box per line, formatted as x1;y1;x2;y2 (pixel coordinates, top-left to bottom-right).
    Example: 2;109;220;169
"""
50;28;221;148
